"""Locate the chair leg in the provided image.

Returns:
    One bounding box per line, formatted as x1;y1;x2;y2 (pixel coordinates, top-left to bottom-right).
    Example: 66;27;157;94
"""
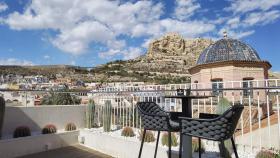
154;131;160;158
231;137;239;158
168;131;171;158
198;138;201;158
138;129;146;158
179;132;182;158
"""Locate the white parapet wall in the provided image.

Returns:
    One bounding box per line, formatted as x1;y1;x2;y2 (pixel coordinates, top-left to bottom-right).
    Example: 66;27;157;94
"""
236;124;280;149
2;105;86;138
79;129;179;158
0;131;79;158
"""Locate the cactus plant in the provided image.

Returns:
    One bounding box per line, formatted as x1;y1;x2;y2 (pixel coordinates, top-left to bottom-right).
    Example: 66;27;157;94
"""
65;123;77;131
0;96;5;139
255;150;276;158
86;99;95;129
13;126;31;138
216;97;233;158
42;124;57;134
161;132;178;147
103;100;112;132
138;130;155;142
121;127;135;137
192;138;205;153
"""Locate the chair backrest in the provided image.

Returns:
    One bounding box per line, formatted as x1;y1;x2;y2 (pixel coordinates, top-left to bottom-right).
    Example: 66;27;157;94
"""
137;102;167;116
224;104;244;138
211;104;244;141
136;102;169;131
181;104;244;141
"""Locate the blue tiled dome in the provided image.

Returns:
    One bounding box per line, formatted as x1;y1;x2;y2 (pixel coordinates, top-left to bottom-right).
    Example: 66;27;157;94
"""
197;38;261;65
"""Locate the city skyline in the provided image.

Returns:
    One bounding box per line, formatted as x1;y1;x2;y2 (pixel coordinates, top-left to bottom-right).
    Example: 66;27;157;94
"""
0;0;280;71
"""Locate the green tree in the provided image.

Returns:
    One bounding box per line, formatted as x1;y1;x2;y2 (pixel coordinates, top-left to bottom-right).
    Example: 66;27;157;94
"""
41;92;81;105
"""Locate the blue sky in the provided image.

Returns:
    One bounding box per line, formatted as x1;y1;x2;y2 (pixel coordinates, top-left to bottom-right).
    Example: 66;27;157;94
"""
0;0;280;71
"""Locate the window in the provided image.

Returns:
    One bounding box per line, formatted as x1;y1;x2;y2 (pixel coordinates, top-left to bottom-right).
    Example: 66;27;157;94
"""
211;79;223;96
243;78;254;97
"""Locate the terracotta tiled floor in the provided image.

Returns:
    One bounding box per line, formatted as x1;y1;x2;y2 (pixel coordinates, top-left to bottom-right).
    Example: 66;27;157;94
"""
18;145;113;158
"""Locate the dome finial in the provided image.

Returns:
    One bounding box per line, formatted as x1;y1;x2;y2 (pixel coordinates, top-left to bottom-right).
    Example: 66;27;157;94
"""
223;30;228;38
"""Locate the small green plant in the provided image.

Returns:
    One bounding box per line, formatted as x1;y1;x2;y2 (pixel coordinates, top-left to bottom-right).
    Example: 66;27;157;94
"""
121;127;135;137
138;130;155;142
42;124;57;134
65;123;77;131
192;139;205;153
216;97;231;114
255;150;276;158
217;97;233;158
13;126;31;138
275;150;280;158
161;132;178;147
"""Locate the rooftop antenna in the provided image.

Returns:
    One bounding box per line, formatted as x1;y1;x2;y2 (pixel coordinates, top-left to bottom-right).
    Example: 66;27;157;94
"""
223;31;228;38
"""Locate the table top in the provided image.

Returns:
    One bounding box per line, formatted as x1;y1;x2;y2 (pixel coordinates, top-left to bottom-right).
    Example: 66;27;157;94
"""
164;95;214;99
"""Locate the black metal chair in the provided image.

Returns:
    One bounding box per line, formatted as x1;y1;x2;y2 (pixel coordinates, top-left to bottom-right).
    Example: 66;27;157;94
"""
179;104;244;158
137;102;180;158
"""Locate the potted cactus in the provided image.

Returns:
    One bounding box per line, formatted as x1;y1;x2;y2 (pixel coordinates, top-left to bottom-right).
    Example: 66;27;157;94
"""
138;130;155;142
65;123;77;131
13;126;31;138
42;124;57;134
103;100;112;132
121;127;135;137
86;99;95;129
161;132;178;147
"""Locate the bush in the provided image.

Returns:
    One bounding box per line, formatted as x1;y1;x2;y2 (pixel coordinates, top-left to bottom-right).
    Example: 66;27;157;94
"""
161;132;178;147
65;123;77;131
192;139;205;153
138;130;155;142
255;150;276;158
13;126;31;138
42;124;57;134
121;127;135;137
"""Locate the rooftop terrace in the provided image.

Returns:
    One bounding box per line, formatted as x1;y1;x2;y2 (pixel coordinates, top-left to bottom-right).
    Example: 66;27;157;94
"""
0;79;280;158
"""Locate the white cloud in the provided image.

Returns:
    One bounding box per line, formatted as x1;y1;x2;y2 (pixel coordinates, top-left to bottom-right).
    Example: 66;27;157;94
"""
122;47;143;60
132;19;215;39
43;55;50;59
173;0;200;20
222;1;280;39
0;58;33;66
2;0;280;60
243;10;280;26
0;2;8;12
4;0;163;55
225;0;280;14
98;49;121;59
226;17;240;29
218;29;255;39
99;47;143;60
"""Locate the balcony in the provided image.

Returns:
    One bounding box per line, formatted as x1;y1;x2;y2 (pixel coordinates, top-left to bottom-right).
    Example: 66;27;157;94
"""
0;79;280;158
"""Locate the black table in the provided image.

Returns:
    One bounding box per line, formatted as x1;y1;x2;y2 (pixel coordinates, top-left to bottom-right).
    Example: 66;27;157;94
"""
164;95;213;158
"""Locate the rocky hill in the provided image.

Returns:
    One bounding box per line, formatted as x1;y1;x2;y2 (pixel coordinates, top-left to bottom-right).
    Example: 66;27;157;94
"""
0;33;213;84
91;33;213;84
